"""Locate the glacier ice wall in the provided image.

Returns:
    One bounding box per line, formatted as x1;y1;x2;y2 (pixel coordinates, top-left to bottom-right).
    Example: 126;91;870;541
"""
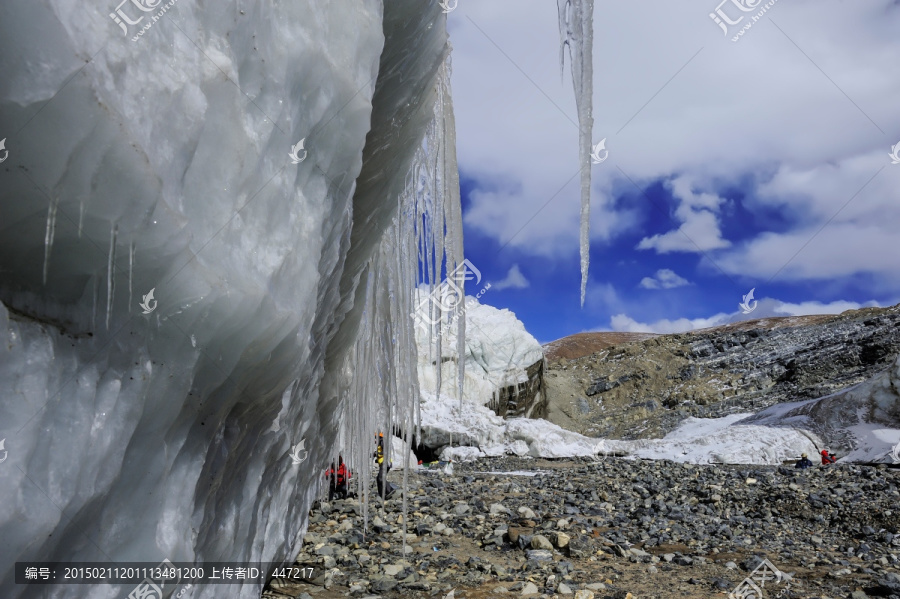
415;292;543;411
0;0;451;597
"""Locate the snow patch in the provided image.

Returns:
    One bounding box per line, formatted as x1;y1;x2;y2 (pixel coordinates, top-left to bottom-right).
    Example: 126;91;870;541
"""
605;414;821;465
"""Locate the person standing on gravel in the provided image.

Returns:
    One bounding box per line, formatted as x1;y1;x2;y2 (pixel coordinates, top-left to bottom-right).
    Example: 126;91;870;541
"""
795;453;813;469
373;434;395;498
325;460;337;500
335;455;350;499
821;449;836;465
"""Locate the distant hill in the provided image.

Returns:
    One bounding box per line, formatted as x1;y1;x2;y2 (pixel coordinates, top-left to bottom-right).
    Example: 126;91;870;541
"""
542;304;900;442
543;332;659;361
544;314;839;362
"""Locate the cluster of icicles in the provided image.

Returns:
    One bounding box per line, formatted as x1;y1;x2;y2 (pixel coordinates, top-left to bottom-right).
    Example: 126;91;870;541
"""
321;1;596;553
329;55;468;555
43;197;136;331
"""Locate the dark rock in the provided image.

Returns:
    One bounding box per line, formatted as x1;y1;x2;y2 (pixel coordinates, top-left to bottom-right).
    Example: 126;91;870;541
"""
370;577;398;592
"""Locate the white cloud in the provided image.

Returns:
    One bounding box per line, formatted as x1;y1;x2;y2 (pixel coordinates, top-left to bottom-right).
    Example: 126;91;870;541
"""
610;312;730;334
637;176;731;254
492;264;530;290
770;299;880;317
639;268;691;290
608;297;882;334
449;0;900;290
714;153;900;282
584;281;625;313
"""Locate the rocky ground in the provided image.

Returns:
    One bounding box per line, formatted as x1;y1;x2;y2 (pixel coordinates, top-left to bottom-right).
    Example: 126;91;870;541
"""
544;305;900;441
262;457;900;599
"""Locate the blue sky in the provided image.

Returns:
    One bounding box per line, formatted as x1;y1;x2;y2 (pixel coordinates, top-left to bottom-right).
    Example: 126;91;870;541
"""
446;0;900;344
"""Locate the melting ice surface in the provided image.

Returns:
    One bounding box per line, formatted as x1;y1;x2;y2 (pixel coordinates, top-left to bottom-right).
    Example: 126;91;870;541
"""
0;0;477;596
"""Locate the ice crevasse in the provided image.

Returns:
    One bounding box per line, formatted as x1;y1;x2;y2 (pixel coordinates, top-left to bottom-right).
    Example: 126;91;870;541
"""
0;0;465;596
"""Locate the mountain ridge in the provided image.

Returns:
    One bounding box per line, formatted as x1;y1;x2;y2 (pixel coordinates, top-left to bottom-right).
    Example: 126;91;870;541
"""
543;303;900;442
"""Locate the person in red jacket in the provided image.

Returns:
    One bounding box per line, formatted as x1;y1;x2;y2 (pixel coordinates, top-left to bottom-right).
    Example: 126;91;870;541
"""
821;449;836;465
335;455;350;499
325;456;351;500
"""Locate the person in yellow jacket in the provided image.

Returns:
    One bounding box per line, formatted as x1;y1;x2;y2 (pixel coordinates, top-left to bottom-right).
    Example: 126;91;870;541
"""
373;433;394;498
374;432;384;464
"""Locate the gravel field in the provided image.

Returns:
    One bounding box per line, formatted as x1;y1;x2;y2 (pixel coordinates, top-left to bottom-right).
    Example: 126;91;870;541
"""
263;457;900;599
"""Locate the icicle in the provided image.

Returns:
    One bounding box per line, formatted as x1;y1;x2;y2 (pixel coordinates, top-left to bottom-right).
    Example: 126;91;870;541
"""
77;201;85;238
333;46;466;559
92;275;99;330
438;57;467;410
43;197;59;285
558;0;595;306
128;243;134;313
106;223;117;330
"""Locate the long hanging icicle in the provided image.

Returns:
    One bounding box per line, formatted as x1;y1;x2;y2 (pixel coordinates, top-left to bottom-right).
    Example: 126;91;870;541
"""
431;125;445;403
106;223;117;329
128;242;134;313
77;201;85;238
558;0;595;306
91;275;99;330
43;197;59;285
436;54;467;410
78;200;84;239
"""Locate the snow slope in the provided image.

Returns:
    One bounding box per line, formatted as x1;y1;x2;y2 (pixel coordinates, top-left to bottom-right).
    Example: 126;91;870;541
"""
428;405;823;465
422;390;604;460
604;414;822;465
740;354;900;463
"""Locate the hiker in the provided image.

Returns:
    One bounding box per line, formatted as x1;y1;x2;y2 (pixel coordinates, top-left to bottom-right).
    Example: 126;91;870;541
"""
795;453;813;469
325;461;337;500
375;461;389;498
373;434;395;498
821;449;836;465
335;455;350;499
373;432;385;465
